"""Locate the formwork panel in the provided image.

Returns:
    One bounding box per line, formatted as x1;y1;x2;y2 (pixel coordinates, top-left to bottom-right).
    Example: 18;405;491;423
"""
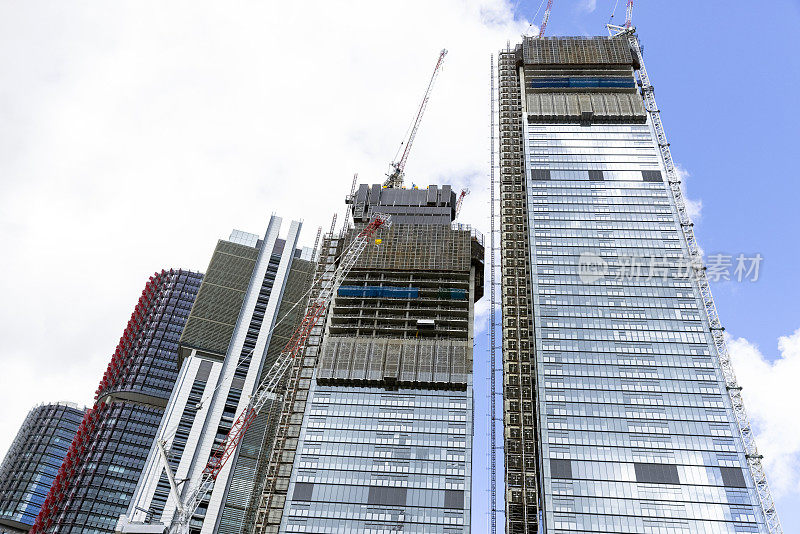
317;343;336;381
384;341;402;381
400;343;417;382
417;343;434;383
366;339;385;381
339;339;357;380
351;339;368;381
434;344;450;383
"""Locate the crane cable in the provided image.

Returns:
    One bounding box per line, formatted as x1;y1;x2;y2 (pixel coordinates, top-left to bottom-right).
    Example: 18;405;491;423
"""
609;0;620;24
525;0;548;36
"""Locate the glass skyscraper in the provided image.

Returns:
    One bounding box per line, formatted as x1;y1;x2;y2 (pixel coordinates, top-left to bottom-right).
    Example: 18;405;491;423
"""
32;269;202;534
498;35;780;533
0;403;85;533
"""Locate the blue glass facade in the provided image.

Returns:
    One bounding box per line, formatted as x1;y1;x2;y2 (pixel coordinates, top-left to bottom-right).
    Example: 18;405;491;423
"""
0;403;84;532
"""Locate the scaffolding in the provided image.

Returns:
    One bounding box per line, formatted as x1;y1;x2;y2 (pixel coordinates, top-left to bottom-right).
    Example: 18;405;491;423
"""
498;46;540;534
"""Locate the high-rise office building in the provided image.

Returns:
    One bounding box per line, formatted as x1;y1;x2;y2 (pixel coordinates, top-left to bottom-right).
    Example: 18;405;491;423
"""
121;217;315;534
32;270;202;533
254;185;485;533
496;35;780;533
0;403;85;533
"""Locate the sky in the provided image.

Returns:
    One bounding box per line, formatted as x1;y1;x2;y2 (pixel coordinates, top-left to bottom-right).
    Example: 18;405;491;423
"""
1;0;799;531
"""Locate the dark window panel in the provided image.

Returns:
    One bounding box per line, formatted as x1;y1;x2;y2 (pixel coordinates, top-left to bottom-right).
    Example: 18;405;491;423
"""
550;459;572;479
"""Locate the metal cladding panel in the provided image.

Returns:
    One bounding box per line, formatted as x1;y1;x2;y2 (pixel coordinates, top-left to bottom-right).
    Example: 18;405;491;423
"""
384;340;402;380
179;240;258;359
380;188;428;206
355;184;369;205
369;184;381;204
440;184;452;203
350;183;458;224
523;36;633;65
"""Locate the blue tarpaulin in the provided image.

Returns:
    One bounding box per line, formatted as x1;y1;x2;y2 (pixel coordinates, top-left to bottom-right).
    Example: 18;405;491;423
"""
337;285;419;299
337;285;467;300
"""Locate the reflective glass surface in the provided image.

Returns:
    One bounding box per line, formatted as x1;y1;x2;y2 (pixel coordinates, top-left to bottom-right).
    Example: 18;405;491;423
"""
280;382;472;534
526;123;767;533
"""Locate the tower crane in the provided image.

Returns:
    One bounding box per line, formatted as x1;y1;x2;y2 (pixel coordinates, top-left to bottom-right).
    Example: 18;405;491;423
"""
133;214;391;534
383;49;448;189
455;188;470;220
607;0;634;36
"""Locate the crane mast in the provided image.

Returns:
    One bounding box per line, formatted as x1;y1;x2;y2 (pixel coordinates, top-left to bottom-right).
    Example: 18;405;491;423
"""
383;49;448;189
153;213;391;533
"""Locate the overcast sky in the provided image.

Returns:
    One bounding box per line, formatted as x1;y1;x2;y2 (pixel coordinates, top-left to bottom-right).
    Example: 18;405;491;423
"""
0;0;524;495
2;1;800;531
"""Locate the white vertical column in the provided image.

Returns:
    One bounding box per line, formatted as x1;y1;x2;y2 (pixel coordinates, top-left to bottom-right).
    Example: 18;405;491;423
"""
204;219;302;532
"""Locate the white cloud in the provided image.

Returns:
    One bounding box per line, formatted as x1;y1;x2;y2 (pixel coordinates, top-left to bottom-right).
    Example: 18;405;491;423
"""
577;0;598;14
729;329;800;499
0;2;529;458
674;163;703;221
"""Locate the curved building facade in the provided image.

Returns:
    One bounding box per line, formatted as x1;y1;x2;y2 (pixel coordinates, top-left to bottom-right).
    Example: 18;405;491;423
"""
32;269;202;533
0;403;85;533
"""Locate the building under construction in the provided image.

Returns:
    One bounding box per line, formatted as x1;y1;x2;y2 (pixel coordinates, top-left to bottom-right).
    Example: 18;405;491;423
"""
252;184;484;533
494;33;781;533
